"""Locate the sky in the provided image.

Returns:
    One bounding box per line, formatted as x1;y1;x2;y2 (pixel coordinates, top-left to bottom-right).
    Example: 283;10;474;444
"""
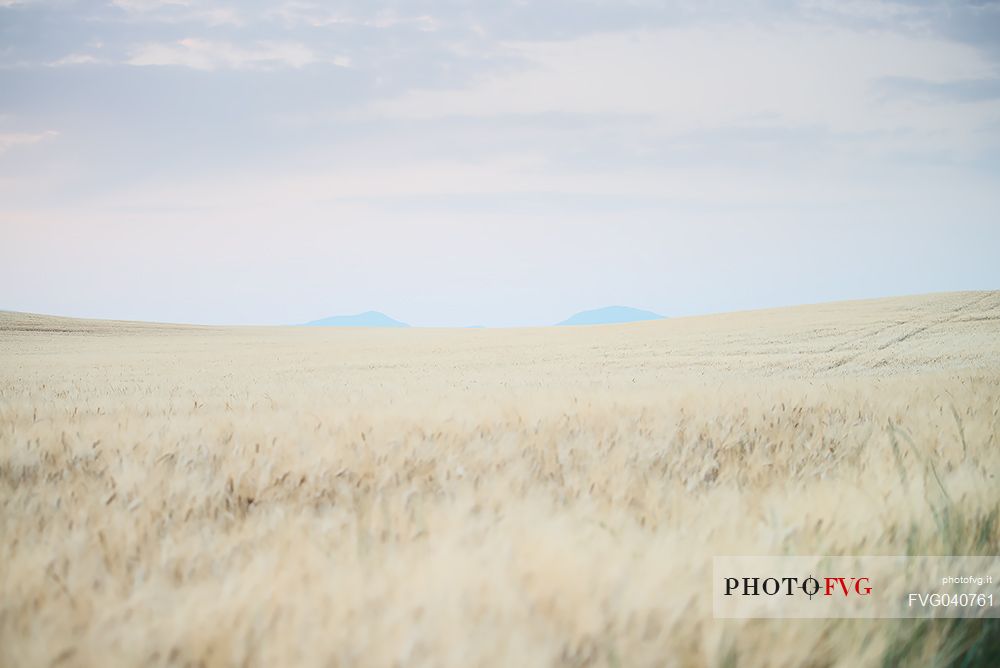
1;0;999;327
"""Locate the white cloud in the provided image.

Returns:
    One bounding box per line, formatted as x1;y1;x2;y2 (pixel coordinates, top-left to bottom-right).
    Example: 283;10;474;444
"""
800;0;925;23
361;23;1000;147
0;130;58;154
269;3;439;31
49;53;103;67
187;6;241;25
111;0;241;26
112;0;192;11
126;38;336;70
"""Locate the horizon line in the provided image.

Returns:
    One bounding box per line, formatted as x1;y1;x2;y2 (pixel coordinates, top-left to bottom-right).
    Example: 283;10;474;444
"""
2;289;995;330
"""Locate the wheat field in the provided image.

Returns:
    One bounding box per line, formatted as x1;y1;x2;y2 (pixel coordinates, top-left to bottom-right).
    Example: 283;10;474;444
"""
1;291;999;667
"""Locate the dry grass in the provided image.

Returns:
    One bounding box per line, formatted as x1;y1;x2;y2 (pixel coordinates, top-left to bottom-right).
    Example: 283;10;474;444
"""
1;291;999;667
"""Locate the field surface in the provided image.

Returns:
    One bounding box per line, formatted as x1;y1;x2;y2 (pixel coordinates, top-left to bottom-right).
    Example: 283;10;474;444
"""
2;291;999;666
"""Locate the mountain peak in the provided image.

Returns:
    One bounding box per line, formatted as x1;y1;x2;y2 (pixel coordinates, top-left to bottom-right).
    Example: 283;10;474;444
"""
556;306;663;326
303;311;409;328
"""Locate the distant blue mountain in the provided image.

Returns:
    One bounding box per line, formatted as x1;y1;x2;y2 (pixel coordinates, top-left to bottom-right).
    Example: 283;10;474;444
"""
556;306;663;326
303;311;409;327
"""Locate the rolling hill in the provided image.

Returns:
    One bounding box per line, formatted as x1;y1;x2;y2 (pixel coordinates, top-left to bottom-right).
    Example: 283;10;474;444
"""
303;311;409;327
556;305;663;326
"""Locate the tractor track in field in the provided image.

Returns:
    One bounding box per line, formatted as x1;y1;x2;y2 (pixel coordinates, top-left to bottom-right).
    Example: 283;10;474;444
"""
822;292;995;373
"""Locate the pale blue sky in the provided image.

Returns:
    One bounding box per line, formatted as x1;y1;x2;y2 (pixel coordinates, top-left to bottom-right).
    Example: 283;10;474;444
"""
1;0;999;326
